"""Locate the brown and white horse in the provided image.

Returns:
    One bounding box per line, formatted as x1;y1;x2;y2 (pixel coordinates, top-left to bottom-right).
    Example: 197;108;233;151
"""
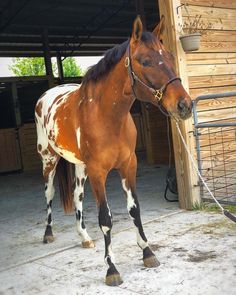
35;16;192;286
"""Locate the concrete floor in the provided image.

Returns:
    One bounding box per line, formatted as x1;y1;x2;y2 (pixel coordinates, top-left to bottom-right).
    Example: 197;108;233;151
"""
0;161;235;295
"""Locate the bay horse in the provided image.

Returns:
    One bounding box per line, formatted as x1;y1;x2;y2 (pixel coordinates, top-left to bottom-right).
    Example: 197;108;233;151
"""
35;16;192;286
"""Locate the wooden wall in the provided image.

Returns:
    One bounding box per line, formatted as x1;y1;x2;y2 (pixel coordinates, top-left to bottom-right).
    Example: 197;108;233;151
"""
181;0;236;98
132;113;146;152
143;105;173;165
0;128;22;173
181;0;236;200
0;124;42;173
19;123;41;171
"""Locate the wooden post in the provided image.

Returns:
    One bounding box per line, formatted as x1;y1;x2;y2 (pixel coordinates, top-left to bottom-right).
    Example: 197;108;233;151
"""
56;52;64;84
42;28;54;88
11;82;21;127
158;0;201;209
135;0;155;163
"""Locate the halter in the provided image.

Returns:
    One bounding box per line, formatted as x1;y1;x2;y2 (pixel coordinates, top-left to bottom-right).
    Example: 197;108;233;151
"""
125;44;181;103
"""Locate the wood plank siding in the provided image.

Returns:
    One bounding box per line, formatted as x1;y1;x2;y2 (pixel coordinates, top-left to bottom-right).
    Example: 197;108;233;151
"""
181;0;236;201
19;123;41;171
180;0;236;99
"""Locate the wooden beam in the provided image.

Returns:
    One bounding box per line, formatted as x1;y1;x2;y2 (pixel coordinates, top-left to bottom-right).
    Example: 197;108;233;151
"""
182;4;236;20
0;35;127;44
186;53;236;65
0;75;51;83
0;50;105;58
187;64;236;76
181;0;236;9
56;52;64;84
0;44;113;52
158;0;201;209
189;85;236;98
42;28;54;88
11;82;21;127
188;75;236;88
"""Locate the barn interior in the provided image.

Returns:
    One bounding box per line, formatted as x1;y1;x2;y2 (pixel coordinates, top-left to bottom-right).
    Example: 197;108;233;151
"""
1;1;236;292
0;0;173;173
0;0;180;272
0;0;179;268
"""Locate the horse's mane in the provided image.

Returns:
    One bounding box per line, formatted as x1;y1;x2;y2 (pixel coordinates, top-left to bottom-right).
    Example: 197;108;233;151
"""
82;40;129;83
82;32;158;84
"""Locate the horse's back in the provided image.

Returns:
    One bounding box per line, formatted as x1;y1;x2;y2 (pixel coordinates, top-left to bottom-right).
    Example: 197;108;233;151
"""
35;84;80;118
35;84;83;164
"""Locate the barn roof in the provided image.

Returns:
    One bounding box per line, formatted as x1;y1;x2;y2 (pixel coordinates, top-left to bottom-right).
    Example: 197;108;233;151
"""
0;0;159;57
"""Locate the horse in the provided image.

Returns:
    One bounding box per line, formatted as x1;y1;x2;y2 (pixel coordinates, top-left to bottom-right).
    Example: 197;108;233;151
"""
35;15;192;286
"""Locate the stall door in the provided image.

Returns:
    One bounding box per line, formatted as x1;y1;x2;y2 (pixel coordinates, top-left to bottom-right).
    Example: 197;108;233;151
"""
0;128;22;173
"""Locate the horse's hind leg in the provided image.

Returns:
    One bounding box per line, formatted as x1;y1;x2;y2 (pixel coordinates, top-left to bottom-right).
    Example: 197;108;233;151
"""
74;164;94;248
119;153;160;268
41;151;60;243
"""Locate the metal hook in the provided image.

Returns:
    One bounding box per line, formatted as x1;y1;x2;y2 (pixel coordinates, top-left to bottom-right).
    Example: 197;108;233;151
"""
176;3;188;14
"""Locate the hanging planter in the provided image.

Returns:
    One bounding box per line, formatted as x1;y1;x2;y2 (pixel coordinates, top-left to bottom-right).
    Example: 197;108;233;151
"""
178;11;212;53
179;32;201;52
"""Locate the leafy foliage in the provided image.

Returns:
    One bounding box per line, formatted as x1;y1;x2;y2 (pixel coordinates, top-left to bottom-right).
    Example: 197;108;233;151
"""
9;56;83;77
62;57;83;77
9;57;46;76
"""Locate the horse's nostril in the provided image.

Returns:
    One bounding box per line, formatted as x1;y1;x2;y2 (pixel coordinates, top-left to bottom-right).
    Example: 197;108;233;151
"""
177;100;186;111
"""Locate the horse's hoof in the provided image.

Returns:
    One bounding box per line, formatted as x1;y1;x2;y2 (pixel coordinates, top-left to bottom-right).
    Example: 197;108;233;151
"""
82;240;95;248
105;273;123;286
143;255;160;268
43;235;54;244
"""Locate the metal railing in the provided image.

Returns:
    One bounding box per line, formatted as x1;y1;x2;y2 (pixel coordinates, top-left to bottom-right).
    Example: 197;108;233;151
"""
193;92;236;205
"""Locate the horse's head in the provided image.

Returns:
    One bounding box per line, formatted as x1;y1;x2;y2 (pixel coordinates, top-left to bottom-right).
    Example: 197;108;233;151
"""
126;16;192;120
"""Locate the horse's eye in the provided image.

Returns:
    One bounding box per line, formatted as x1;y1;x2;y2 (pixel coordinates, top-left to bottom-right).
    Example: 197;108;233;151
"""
141;59;152;67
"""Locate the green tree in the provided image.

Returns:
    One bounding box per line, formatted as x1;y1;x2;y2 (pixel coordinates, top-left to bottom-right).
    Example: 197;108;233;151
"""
9;57;46;76
62;57;83;77
9;56;83;77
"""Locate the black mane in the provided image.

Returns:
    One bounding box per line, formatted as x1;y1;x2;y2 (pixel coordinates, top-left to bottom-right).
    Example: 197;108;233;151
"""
82;32;157;84
82;40;129;83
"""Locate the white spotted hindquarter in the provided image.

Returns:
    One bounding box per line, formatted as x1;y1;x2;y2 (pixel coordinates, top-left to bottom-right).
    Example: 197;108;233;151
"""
35;84;83;164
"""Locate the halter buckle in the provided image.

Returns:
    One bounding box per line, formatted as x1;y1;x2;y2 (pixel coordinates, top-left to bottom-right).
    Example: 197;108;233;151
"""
125;56;130;68
153;90;163;101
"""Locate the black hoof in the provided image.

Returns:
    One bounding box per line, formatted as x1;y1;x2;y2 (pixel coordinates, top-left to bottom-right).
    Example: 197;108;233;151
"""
105;273;123;286
143;255;160;268
105;262;123;286
43;235;54;243
143;246;160;268
43;225;54;243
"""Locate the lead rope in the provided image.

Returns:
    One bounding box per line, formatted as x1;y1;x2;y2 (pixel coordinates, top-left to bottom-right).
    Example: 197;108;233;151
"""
175;121;236;223
164;116;178;202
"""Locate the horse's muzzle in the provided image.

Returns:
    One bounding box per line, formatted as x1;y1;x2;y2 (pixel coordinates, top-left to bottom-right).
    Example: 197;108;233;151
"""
177;98;192;120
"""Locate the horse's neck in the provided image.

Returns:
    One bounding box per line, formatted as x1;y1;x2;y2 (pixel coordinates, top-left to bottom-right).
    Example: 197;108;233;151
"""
79;56;134;134
99;56;134;120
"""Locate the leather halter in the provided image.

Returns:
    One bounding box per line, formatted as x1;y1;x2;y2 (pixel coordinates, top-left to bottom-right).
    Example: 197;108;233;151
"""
125;44;181;102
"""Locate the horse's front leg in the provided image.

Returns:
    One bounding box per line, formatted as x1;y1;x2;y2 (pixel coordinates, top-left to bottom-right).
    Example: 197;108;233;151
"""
88;167;123;286
119;153;160;268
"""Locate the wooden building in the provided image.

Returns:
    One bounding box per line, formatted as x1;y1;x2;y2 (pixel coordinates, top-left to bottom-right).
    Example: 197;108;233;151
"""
158;0;236;207
0;0;235;209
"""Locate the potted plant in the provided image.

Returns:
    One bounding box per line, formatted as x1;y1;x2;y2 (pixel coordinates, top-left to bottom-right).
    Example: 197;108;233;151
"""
179;14;212;52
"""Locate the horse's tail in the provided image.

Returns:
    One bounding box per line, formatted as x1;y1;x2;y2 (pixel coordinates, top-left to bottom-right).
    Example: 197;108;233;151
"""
56;158;75;214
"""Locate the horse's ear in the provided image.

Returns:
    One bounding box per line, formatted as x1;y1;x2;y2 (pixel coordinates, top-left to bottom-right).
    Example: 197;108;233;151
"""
132;15;143;42
153;15;165;40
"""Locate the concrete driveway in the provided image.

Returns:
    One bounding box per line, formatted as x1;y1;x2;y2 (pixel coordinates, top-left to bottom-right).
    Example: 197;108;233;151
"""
0;163;235;295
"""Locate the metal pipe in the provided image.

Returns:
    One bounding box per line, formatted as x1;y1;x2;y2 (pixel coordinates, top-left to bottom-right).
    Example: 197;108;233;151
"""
195;122;236;128
194;91;236;104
